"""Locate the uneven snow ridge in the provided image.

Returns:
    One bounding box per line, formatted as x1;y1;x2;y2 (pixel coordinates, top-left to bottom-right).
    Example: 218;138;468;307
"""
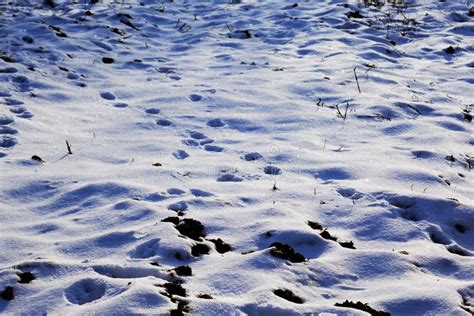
1;0;473;314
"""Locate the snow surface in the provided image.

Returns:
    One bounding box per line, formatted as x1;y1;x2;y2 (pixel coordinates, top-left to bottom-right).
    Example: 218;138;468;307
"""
1;0;473;314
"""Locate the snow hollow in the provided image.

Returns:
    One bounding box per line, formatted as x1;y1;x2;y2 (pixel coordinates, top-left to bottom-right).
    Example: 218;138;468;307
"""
1;0;473;314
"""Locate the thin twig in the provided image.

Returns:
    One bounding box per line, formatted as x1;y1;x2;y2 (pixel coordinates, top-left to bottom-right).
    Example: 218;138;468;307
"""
336;102;350;120
66;140;73;154
353;67;361;93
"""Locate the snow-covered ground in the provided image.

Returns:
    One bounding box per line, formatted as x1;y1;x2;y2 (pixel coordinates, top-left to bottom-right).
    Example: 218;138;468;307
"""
1;0;473;314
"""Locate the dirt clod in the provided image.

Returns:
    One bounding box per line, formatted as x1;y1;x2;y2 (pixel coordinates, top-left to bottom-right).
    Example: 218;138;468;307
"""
102;57;114;64
191;243;210;257
320;229;338;241
208;238;231;254
273;289;303;304
176;219;205;241
270;242;306;263
335;300;390;316
339;241;356;249
163;282;186;297
17;271;35;284
1;286;14;300
308;220;323;230
173;265;192;276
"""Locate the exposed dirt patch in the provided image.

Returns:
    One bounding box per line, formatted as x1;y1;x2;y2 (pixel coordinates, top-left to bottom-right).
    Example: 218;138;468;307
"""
273;289;303;304
270;242;306;263
335;300;390;315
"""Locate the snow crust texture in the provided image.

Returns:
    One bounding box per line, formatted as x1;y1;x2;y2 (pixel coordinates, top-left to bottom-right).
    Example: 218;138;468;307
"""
1;0;473;314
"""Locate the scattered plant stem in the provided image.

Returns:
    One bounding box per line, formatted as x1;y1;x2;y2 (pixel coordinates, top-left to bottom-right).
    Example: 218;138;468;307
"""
353;67;361;93
336;102;350;120
66;140;72;154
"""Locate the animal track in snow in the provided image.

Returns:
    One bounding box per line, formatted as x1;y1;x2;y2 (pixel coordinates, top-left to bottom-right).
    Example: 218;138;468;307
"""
189;94;202;102
0;116;14;125
93;265;166;279
243;152;263;161
0;126;18;135
157;118;174;127
64;278;107;305
130;239;161;259
207;118;225;127
172;150;189;160
100;92;116;100
263;165;282;175
217;174;243;182
113;102;128;108
0;136;17;148
145;108;160;115
190;189;213;197
168;201;188;212
204;144;224;152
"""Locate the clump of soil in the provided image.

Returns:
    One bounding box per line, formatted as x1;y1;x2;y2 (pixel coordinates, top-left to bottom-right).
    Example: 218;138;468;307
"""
17;271;35;284
445;46;456;54
310;222;356;249
102;57;114;64
270;242;306;263
161;216;180;225
1;286;14;300
162;217;205;241
307;220;324;230
176;219;205;241
339;241;356;249
164;282;186;297
173;266;192;277
170;300;190;316
191;243;210;257
335;300;390;315
208;238;232;254
273;289;303;304
320;229;338;241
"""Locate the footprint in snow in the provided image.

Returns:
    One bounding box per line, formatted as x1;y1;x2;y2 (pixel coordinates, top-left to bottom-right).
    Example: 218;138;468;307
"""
167;188;186;195
9;106;26;114
64;278;107;305
16;111;33;119
0;136;17;148
113;102;128;108
204;144;224;152
189;94;202;102
172;150;189;160
264;165;282;175
130;239;161;259
0;116;14;125
145;108;160;115
182;139;200;147
100;92;116;100
189;131;207;140
243;152;263;161
156;118;174;127
0;126;18;135
0;67;18;73
207;118;225;127
190;189;213;197
168;201;188;212
182;131;223;152
67;73;80;80
4;98;24;106
217;174;243;182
